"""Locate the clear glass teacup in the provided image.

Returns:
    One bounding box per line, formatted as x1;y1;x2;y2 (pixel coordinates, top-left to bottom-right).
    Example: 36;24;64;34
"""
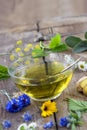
8;52;77;101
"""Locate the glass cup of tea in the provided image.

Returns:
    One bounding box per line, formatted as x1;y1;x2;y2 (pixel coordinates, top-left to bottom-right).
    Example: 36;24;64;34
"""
8;52;78;101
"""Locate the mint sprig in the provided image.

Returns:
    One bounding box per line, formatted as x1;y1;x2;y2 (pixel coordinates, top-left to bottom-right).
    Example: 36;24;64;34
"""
65;32;87;53
68;111;83;130
32;34;68;58
49;33;61;48
67;98;86;130
49;33;68;51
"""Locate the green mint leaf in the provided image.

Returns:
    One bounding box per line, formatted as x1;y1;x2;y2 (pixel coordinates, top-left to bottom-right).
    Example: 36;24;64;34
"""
65;36;82;48
68;98;87;112
73;40;87;53
32;49;49;58
76;120;84;125
75;111;82;119
51;43;68;52
71;123;76;130
69;111;80;120
49;34;61;49
0;65;10;80
85;32;87;39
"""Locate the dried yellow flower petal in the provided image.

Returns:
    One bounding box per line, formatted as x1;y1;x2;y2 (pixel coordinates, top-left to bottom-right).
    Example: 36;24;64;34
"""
10;55;15;61
32;52;36;57
33;58;39;62
16;40;23;45
27;44;33;48
24;47;30;52
35;44;40;49
19;52;24;57
15;48;21;52
25;60;30;65
13;62;19;67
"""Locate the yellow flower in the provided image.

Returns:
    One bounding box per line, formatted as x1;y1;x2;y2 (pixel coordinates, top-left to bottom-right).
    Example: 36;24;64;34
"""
35;44;40;49
27;44;33;48
13;62;19;67
25;60;30;65
16;40;23;45
32;52;36;57
40;100;57;117
10;54;15;61
33;58;39;63
15;48;21;52
19;52;24;57
24;47;30;52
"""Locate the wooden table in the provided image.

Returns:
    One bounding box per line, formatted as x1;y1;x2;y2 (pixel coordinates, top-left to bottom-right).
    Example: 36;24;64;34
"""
0;16;87;130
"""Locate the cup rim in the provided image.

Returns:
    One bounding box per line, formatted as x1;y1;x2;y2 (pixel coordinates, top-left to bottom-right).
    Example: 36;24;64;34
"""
8;56;74;81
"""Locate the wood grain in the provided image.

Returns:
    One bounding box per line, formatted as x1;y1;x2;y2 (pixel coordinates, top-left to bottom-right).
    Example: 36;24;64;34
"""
0;16;87;130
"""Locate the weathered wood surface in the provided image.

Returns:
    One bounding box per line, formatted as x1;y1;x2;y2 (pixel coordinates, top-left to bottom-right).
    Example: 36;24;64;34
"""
0;0;87;29
0;16;87;130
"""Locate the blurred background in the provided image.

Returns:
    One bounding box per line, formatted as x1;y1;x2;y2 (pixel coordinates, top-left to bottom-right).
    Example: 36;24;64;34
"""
0;0;87;29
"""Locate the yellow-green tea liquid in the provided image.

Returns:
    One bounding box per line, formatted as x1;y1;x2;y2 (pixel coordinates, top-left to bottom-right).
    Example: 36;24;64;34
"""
14;62;73;101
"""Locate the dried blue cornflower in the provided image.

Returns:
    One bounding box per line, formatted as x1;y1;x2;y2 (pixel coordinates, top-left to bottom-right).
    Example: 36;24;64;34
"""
5;98;23;113
59;117;69;127
43;121;54;129
2;120;12;129
22;112;32;122
18;94;31;107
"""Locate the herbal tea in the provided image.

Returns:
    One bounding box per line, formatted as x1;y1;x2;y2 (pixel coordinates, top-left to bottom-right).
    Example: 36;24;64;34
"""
14;61;73;101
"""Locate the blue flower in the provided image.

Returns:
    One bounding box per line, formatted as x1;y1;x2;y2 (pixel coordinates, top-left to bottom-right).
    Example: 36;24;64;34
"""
22;112;32;122
43;121;54;129
59;117;69;127
5;98;23;113
18;94;31;107
2;120;12;129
